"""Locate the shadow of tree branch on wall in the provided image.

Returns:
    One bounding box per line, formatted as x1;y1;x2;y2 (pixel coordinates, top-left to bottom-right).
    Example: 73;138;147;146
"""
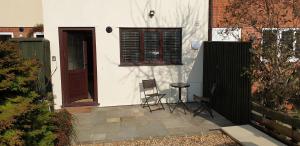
103;0;207;105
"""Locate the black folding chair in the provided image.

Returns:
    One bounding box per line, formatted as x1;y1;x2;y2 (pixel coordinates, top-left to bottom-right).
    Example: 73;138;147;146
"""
141;79;165;112
193;83;216;118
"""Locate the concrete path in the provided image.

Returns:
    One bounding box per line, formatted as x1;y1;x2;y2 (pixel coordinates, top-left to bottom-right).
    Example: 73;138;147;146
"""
221;125;286;146
71;103;233;145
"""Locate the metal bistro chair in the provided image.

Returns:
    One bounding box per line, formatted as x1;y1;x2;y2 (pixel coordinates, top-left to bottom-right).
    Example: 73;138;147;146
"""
193;83;216;118
142;79;165;112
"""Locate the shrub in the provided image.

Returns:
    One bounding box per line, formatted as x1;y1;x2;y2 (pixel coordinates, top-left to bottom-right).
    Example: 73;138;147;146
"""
250;43;300;110
52;109;76;146
222;1;300;111
0;41;75;146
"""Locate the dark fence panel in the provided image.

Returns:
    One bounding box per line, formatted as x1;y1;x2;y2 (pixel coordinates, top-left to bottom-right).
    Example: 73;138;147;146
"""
10;38;51;94
251;102;300;145
203;41;251;124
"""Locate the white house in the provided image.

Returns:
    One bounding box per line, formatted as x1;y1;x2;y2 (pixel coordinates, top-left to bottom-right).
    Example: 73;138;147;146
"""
42;0;209;109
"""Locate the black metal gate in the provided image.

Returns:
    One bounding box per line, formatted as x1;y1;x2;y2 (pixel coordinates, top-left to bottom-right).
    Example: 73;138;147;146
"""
203;41;251;124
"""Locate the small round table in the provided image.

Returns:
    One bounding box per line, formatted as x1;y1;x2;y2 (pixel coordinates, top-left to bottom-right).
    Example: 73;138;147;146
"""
170;83;190;114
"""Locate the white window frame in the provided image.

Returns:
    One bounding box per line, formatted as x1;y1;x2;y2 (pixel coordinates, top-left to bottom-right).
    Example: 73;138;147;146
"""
262;28;300;61
262;28;300;51
0;32;14;38
33;32;44;38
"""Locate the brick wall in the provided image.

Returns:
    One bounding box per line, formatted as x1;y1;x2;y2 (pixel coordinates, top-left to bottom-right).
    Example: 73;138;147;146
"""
211;0;230;28
0;27;33;38
211;0;300;41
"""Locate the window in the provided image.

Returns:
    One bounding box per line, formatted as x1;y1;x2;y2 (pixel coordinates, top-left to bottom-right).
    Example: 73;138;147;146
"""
262;29;278;48
120;28;182;66
262;28;300;57
0;32;13;42
33;32;44;38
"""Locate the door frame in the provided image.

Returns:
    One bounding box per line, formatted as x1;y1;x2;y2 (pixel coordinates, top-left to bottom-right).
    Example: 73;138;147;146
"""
59;27;98;107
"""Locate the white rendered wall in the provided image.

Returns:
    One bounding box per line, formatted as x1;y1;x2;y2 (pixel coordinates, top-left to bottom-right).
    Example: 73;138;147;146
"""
0;0;42;27
43;0;208;109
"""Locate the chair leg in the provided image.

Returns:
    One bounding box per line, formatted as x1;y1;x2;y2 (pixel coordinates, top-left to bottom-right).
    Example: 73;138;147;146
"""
171;100;180;113
181;101;187;115
157;95;165;110
147;101;152;112
142;101;147;108
193;104;203;113
141;101;146;108
141;97;148;108
201;102;214;118
202;105;213;118
207;105;214;118
208;108;213;118
193;106;204;117
198;105;206;113
143;95;166;112
143;97;152;112
194;102;214;117
168;102;173;112
158;99;165;110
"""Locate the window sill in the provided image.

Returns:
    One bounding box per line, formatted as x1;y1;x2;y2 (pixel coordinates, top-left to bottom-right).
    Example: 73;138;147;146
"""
119;63;183;67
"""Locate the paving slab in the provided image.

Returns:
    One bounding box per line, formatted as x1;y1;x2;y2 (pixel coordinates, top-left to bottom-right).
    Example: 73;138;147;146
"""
91;133;106;141
106;117;121;123
163;119;194;129
72;103;233;144
221;125;286;146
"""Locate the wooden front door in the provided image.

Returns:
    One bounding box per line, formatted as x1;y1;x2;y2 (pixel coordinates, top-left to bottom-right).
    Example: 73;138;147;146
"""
60;28;98;106
66;32;88;102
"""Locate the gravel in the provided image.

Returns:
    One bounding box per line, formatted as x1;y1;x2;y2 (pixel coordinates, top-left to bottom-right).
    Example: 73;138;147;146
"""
77;131;240;146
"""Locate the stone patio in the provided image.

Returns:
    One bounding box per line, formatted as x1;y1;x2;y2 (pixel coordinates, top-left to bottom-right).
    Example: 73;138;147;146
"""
71;103;233;145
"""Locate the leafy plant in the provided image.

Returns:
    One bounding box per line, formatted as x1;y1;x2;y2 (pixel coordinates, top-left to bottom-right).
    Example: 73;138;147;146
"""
0;41;44;145
52;109;76;146
0;41;75;146
250;43;300;109
27;24;44;38
221;0;300;110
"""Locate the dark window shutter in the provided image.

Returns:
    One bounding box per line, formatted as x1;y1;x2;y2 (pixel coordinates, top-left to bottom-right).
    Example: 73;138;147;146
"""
120;31;141;63
163;30;182;64
295;30;300;57
0;35;12;42
262;30;277;48
280;30;294;51
262;30;278;55
119;28;182;65
144;31;160;63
